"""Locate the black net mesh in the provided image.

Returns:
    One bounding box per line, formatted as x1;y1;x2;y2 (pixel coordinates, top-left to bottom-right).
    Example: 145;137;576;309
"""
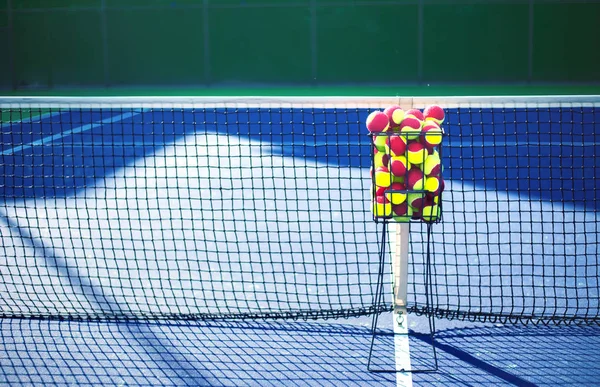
0;97;598;325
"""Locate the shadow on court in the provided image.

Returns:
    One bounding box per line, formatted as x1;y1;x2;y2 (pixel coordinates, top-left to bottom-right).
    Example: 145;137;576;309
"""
2;317;599;386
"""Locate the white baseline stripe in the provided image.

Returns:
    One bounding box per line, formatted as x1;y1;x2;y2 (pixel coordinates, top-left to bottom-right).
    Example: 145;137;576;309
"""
0;110;143;156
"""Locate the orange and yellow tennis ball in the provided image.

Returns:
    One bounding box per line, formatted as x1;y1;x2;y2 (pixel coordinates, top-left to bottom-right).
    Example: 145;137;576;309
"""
384;105;405;130
366;111;389;133
423;105;445;125
407;141;428;165
385;182;407;205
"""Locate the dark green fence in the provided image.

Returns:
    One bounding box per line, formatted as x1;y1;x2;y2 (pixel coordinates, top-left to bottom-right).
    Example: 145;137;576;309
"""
1;0;599;89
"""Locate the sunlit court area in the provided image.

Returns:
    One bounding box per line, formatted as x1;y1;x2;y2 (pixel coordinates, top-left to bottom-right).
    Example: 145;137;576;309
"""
1;1;600;386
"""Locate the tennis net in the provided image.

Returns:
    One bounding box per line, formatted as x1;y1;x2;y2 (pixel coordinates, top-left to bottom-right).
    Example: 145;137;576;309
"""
0;96;598;325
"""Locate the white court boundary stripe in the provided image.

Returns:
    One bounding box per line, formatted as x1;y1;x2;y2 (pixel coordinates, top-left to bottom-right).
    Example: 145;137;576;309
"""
0;110;65;129
0;110;144;156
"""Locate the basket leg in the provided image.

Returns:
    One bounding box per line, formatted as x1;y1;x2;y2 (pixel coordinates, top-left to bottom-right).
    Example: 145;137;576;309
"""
367;222;439;373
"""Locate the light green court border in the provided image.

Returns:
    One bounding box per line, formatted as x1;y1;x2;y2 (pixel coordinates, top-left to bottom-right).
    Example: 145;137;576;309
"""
2;84;600;97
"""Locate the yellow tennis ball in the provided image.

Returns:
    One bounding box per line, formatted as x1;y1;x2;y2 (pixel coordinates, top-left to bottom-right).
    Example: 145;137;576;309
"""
423;151;441;176
385;182;407;205
373;151;390;169
373;135;388;152
424;176;444;195
372;195;392;217
406;141;427;165
421;204;441;222
421;122;443;150
374;166;392;188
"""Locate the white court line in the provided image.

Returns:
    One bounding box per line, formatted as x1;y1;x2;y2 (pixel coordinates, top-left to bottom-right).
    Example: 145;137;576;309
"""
0;110;65;129
391;224;413;387
0;110;144;156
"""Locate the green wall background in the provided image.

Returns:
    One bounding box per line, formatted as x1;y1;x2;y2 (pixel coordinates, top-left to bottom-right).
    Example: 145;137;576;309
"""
1;0;599;90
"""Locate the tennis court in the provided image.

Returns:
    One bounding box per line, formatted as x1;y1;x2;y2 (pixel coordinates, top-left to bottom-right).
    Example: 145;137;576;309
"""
1;93;599;386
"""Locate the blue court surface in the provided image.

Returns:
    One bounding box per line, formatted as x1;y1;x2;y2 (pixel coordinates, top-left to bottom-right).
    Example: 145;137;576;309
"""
1;105;599;385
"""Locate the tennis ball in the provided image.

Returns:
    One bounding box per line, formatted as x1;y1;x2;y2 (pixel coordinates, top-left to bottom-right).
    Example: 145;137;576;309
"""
373;135;388;152
373;185;387;198
389;155;409;179
366;111;390;133
406;108;425;122
374;166;392;188
421;204;441;222
384;105;405;130
385;135;407;156
423;105;445;125
421;122;443;150
392;202;413;223
406;167;425;191
385;182;407;205
399;117;422;141
422;151;441;176
372;194;392;217
392;175;404;184
407;141;427;165
373;150;390;169
424;176;444;195
407;193;427;210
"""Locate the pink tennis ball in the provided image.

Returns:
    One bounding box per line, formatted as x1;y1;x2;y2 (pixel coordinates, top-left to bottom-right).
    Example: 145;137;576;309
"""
389;155;409;178
399;116;422;141
366;111;390;133
406;167;425;191
384;105;405;130
423;105;445;125
392;201;413;223
405;108;424;122
386;135;407;156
